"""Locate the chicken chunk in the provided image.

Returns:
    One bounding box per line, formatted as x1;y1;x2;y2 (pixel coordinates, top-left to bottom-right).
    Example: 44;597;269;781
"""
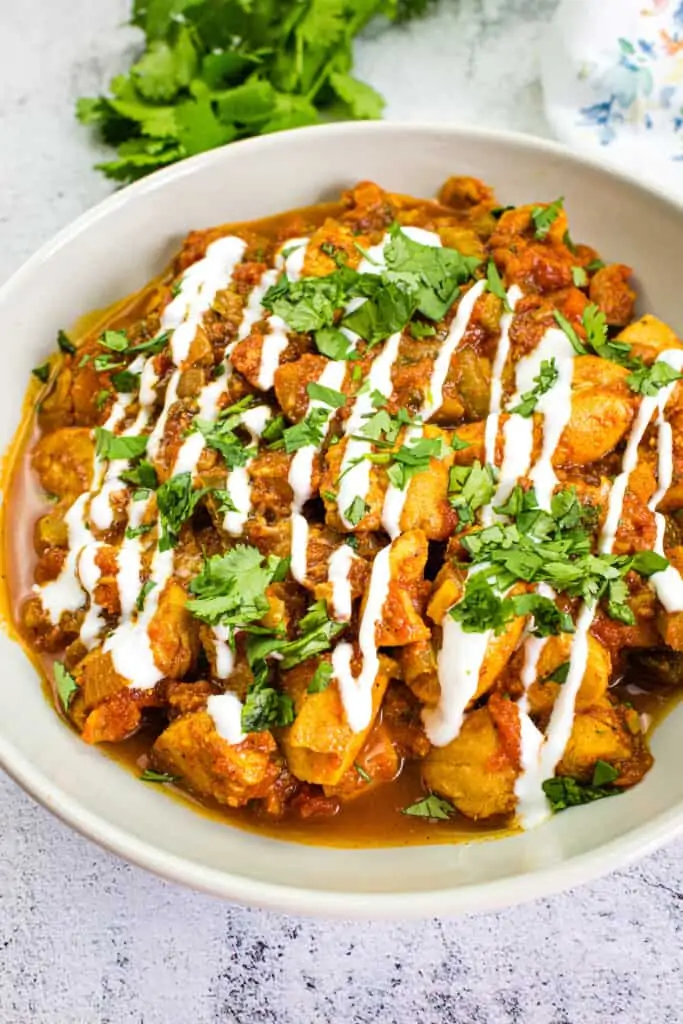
422;706;518;820
152;710;282;808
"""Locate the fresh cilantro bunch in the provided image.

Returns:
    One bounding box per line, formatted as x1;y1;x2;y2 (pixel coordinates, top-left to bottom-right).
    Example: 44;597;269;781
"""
76;0;438;183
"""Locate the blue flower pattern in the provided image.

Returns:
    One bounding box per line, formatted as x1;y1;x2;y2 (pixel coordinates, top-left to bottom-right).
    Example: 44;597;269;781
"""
578;10;683;159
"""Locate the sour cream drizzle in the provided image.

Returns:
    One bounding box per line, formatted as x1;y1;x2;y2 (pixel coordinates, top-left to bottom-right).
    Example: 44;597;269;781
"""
332;542;392;732
289;360;347;584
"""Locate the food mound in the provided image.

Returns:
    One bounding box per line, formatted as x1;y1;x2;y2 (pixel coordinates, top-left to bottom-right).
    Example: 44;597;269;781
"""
12;176;683;842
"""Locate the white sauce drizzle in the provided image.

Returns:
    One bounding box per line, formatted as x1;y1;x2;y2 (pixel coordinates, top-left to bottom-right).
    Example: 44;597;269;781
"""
422;616;492;747
327;544;357;622
422;279;487;421
255;239;311;390
221;404;271;537
207;692;246;745
380;423;423;539
332;543;392;732
288;360;347;583
480;285;523;525
212;624;236;680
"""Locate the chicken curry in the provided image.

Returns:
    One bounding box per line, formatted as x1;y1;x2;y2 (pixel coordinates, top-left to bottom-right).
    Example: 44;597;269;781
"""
6;176;683;845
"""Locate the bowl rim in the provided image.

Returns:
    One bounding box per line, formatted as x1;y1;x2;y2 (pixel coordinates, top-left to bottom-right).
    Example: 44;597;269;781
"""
3;119;683;918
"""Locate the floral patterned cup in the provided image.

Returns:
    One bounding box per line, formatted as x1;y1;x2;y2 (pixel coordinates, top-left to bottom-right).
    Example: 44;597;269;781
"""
542;0;683;195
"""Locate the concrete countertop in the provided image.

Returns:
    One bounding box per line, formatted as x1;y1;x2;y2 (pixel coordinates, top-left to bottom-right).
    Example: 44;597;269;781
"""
1;2;682;1021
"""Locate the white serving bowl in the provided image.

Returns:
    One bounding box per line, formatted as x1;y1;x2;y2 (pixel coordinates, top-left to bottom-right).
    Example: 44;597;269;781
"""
2;123;683;918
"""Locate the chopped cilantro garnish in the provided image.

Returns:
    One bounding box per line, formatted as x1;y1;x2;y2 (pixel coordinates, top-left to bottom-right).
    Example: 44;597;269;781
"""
99;329;129;352
552;310;586;355
542;763;621;812
571;266;588;288
354;762;372;783
187;545;288;631
140;768;179;784
213;489;238;515
402;794;456;820
508;358;558;417
587;258;606;272
93;353;124;373
541;661;570;685
447;461;497;524
344;496;369;526
386;436;442;490
261;413;286;445
307;661;334;694
306;381;346;408
282;408;330;452
410;321;436;338
54;662;78;712
626;360;683;397
451;486;667;626
315;326;356;361
451;433;470;451
95;389;110;410
125;522;153;540
485;260;511;312
136;579;156;611
32;362;50;384
241;685;295;733
57;330;76;355
195;400;255;467
531;197;564;240
111;369;140;393
156;472;209;550
120;460;158;490
95;428;148;461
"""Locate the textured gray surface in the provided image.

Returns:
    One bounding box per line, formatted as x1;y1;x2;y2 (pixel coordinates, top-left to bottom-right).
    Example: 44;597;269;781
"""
2;1;683;1022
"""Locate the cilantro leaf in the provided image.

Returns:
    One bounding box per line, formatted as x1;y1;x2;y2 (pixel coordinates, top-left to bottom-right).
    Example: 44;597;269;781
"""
241;685;295;733
187;545;286;629
485;260;511;311
344;496;369;526
382;223;481;321
306;381;346;408
282;407;330;452
542;770;621;812
448;460;496;524
32;362;51;384
571;265;588;287
386;436;442;490
315;326;355;360
111;369;140;393
54;662;78;713
626;360;683;396
531;197;564;240
140;768;179;783
328;71;384;119
99;329;129;352
136;579;157;611
553;310;587;355
95;428;148;461
156;472;208;550
57;330;76;355
307;660;334;694
120;460;158;490
508;358;558;417
402;794;455;820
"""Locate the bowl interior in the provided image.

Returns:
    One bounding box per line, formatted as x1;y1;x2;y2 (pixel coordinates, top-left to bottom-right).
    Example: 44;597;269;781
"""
2;123;683;916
